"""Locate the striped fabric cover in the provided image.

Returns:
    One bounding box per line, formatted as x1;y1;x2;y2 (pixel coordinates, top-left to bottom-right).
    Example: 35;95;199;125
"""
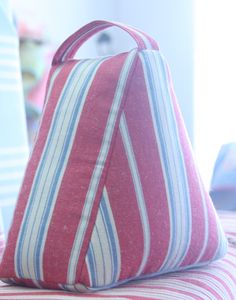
0;212;234;300
0;21;228;292
0;0;29;236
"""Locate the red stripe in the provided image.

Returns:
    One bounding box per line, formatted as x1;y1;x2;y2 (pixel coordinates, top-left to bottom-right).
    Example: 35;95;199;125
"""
190;269;234;299
216;266;236;296
123;57;170;274
80;261;90;288
42;53;130;284
0;62;77;277
105;131;144;281
177;278;224;299
166;65;218;267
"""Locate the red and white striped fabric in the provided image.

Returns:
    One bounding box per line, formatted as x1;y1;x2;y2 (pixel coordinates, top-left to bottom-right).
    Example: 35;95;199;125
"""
0;20;228;292
0;212;235;299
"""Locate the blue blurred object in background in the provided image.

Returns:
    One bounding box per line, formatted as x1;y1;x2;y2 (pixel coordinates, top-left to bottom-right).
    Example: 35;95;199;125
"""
210;143;236;210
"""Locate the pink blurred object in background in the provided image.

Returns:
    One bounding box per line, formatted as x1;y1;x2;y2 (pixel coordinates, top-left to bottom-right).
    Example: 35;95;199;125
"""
18;21;54;145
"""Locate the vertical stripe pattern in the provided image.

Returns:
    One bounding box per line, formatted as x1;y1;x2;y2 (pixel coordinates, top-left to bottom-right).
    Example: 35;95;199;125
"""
0;2;29;237
139;50;192;270
119;113;150;276
66;50;136;285
85;187;121;287
0;20;228;293
15;57;110;281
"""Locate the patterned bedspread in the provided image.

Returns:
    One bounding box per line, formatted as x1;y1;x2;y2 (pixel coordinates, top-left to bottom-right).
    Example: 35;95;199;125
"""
0;211;235;299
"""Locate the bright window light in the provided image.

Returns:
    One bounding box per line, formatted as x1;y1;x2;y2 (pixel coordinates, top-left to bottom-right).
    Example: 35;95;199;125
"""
194;0;236;187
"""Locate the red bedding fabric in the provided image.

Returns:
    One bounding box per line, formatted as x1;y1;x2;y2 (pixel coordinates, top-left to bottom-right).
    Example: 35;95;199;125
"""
0;211;235;300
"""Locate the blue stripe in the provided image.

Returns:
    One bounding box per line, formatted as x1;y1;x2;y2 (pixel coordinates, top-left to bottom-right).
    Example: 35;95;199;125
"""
95;224;106;285
156;52;191;267
144;52;180;268
66;50;136;285
86;191;119;287
140;51;177;259
140;51;191;269
33;59;104;280
15;62;88;277
100;194;118;283
87;244;97;286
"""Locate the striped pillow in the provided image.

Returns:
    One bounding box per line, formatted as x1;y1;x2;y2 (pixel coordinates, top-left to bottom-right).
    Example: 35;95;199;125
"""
0;20;228;292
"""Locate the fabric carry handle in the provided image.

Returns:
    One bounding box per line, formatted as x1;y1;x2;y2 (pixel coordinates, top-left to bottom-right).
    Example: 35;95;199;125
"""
52;20;159;65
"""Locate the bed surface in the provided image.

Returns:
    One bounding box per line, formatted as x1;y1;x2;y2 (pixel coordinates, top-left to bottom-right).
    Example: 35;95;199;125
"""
0;211;235;300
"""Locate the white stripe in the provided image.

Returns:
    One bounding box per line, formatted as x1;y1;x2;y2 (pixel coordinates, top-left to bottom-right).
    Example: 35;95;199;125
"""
16;61;94;279
119;113;150;276
103;279;220;297
0;147;28;156
0;210;4;238
15;59;106;281
31;279;42;289
43;66;64;105
0;158;28;169
0;184;21;195
0;83;22;91
0;48;18;56
86;244;97;286
0;197;17;207
0;60;19;67
213;210;228;260
154;281;225;299
67;50;137;284
0;296;126;300
116;22;153;49
0;295;126;300
103;187;121;282
154;53;191;268
193;174;209;263
97;287;196;300
86;187;120;287
0;36;18;44
0;71;20;79
0;171;24;181
139;51;191;270
13;65;64;280
37;59;105;280
88;214;110;286
139;52;175;270
181;272;231;298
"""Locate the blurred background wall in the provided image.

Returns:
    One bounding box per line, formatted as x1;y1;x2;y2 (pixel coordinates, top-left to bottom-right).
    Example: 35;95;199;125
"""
10;0;194;142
